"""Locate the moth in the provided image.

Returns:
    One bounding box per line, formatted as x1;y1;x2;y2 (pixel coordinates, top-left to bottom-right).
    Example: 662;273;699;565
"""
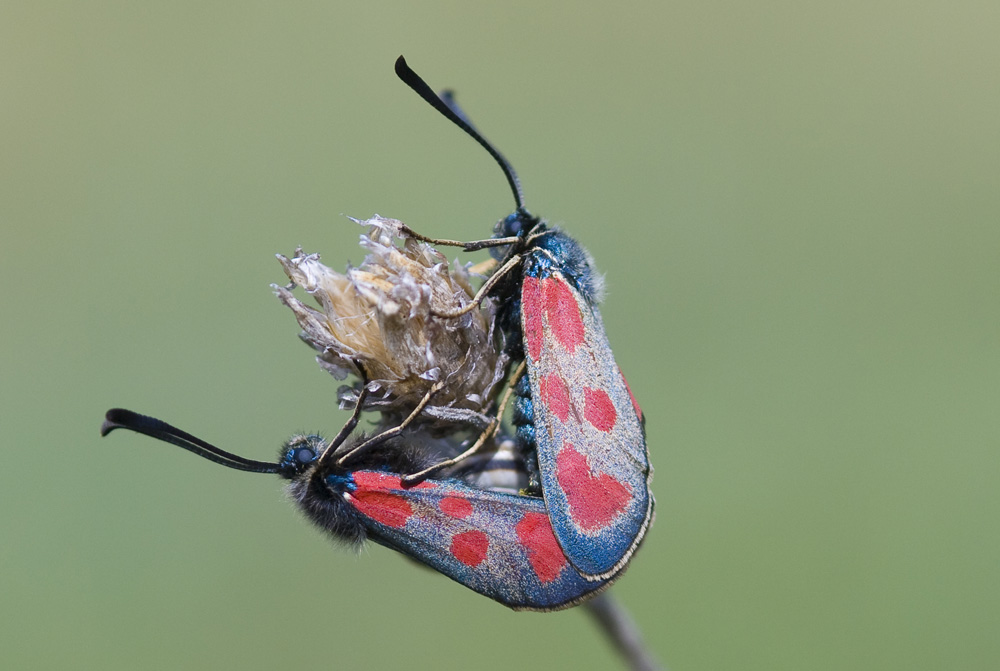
393;57;654;581
101;408;613;611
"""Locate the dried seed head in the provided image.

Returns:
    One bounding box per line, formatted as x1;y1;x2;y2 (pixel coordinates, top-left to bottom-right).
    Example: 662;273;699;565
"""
273;216;508;426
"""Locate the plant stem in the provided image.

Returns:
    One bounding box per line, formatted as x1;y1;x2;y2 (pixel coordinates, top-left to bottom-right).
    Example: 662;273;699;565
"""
583;592;662;671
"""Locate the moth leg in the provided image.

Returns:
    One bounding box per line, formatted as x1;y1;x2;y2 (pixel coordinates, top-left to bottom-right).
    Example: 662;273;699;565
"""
335;380;445;466
317;362;371;467
398;222;520;252
431;253;522;319
403;360;527;484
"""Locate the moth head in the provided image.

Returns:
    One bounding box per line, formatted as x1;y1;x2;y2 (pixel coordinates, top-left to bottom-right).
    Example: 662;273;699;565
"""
276;434;324;480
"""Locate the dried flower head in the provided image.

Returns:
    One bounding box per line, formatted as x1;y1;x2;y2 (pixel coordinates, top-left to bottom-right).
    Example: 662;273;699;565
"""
273;216;508;427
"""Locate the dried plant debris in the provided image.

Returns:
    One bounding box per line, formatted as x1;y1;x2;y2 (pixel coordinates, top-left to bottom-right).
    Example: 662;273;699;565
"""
273;216;509;428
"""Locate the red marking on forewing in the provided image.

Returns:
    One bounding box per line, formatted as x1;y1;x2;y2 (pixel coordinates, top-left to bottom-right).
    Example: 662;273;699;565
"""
440;496;473;519
620;368;643;422
542;277;586;352
450;530;489;567
583;387;617;432
522;276;544;361
351;491;413;529
555;443;632;532
353;471;436;490
540;373;571;423
515;512;567;583
349;471;436;528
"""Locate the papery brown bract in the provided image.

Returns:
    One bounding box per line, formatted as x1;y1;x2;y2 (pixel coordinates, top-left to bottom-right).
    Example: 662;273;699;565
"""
273;216;509;428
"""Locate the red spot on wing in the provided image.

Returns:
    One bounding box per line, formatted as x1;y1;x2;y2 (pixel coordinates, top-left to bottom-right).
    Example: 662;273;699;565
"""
543;277;586;353
515;512;567;584
555;443;632;532
522;276;544;361
351;491;413;528
583;387;617;432
620;368;643;422
540;373;571;423
352;471;436;490
450;530;489;567
440;496;473;518
349;471;436;528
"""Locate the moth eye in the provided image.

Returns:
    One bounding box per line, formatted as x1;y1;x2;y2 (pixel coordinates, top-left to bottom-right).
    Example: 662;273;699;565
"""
497;212;522;237
277;435;324;478
294;447;317;463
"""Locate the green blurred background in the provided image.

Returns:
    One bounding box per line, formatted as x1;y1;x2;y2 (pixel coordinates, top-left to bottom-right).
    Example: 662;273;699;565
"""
3;2;998;669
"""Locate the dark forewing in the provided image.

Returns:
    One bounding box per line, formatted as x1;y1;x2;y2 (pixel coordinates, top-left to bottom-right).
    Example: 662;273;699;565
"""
520;270;653;579
343;470;612;611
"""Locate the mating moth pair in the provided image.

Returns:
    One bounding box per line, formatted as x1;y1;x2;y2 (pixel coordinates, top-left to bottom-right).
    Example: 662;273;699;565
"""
103;57;653;611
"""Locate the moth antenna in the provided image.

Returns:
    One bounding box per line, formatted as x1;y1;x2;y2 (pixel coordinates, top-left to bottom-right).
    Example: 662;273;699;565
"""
395;55;525;211
438;90;477;134
101;408;279;474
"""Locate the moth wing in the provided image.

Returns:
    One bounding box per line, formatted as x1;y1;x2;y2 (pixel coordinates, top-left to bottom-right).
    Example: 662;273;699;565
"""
521;270;654;580
345;471;612;611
